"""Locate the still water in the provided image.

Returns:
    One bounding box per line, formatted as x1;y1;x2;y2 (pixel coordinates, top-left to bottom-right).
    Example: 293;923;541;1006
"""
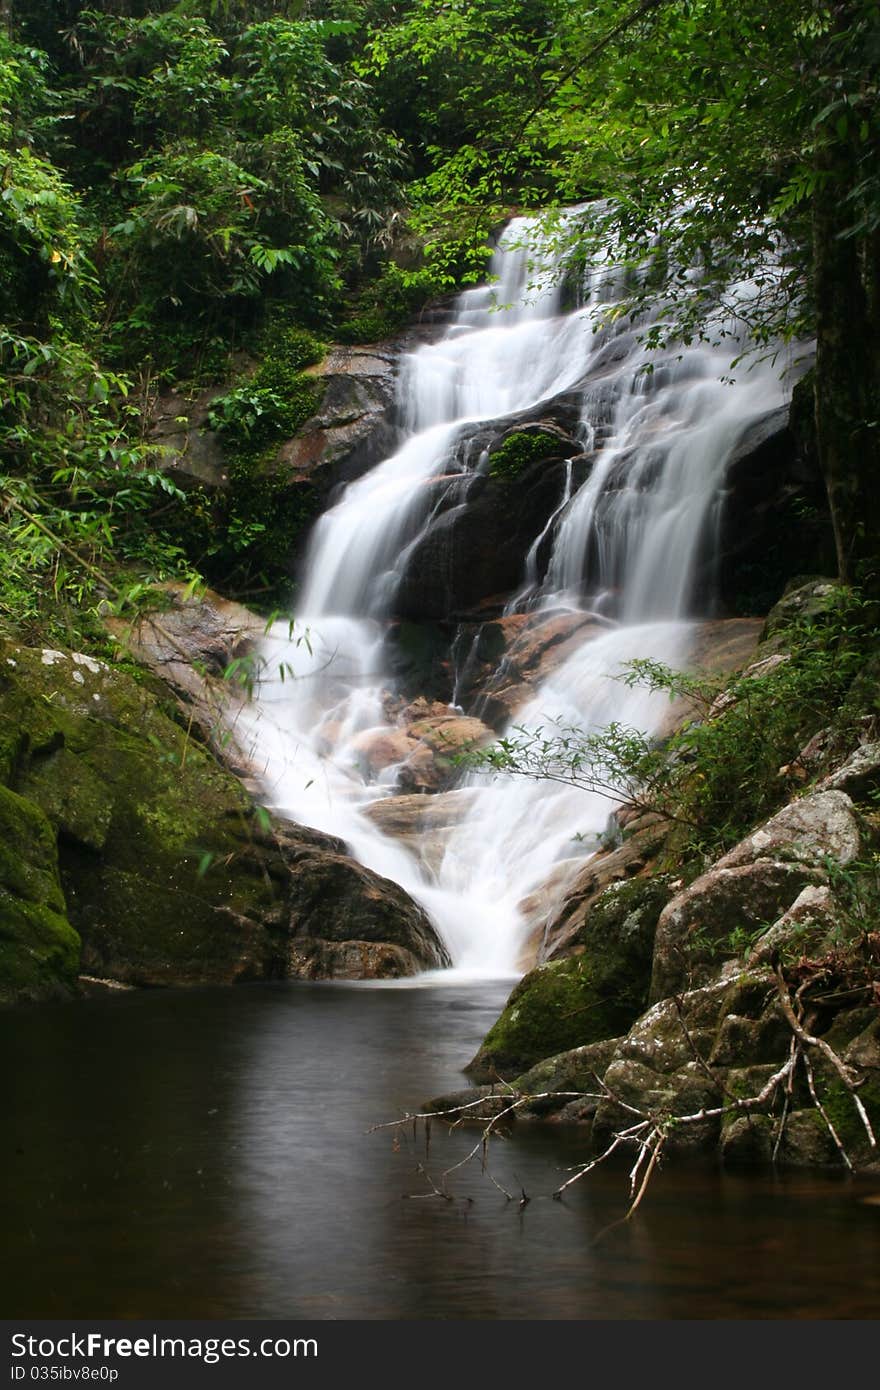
2;981;878;1320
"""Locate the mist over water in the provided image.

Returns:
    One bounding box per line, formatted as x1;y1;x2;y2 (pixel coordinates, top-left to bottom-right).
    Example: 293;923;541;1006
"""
238;211;796;975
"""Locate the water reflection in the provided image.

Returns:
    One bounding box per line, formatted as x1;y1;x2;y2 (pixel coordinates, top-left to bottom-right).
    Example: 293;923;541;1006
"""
2;982;878;1318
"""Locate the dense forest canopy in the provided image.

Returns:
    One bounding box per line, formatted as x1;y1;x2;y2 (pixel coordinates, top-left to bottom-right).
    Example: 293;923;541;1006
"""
1;0;878;636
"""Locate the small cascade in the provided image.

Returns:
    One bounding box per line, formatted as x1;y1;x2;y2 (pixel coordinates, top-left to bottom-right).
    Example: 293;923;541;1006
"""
239;210;798;977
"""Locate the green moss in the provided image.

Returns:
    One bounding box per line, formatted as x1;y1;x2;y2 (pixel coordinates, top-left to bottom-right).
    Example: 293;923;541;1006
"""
466;952;648;1081
819;1075;880;1154
192;342;326;601
0;784;80;1003
488;428;564;481
0;640;292;990
573;875;672;971
270;326;325;373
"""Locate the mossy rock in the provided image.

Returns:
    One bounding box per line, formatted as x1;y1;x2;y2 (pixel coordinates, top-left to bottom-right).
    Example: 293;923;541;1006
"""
487;427;568;481
466;954;643;1083
568;874;672;968
0;784;80;1003
511;1036;622;1118
0;640;447;993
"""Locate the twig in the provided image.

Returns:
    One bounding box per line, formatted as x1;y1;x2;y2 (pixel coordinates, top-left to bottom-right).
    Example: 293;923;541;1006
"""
772;1033;800;1163
802;1049;854;1172
775;966;876;1149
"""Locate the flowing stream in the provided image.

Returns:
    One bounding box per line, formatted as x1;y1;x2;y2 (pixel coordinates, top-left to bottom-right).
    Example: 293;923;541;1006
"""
240;211;796;975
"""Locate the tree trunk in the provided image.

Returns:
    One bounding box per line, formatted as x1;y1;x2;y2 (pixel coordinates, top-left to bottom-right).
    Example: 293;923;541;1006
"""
811;13;880;589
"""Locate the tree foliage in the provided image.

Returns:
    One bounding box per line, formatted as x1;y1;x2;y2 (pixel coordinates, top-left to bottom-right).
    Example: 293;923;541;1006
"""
1;0;879;635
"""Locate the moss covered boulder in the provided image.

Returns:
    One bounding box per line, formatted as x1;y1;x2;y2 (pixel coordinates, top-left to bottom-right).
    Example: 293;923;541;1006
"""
0;639;447;995
0;784;80;1003
467;875;671;1081
465;954;637;1083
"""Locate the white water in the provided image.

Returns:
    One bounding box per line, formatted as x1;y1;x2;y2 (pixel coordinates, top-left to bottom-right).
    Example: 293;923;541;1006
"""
238;212;797;977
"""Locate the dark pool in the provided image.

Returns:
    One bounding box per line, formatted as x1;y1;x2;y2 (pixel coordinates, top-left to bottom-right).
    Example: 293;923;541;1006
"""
2;979;878;1319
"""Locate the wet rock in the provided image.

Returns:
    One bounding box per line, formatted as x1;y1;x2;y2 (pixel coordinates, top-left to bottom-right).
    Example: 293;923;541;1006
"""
714;406;835;615
362;789;479;838
282;848;449;971
445;393;585;473
615;980;733;1073
398;714;494;791
592;1058;722;1156
362;788;479;873
472;610;609;728
720;1113;775;1166
393;436;591;620
349;711;494;793
422;1086;513;1123
287;939;429;980
350;728;417;778
537;838;672;963
275;344;402;491
776;1109;842;1167
512;1037;622;1119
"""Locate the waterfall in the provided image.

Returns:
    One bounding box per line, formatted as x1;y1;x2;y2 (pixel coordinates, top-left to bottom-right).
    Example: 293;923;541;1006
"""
237;210;796;978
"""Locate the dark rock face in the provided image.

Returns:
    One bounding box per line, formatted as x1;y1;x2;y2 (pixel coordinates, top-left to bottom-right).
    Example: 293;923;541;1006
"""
393;461;583;621
0;640;448;999
0;784;80;1004
273;318;456;497
279;845;449;975
147;382;232;492
713;395;836;614
386;371;833;624
275;344;403;492
392;396;589;621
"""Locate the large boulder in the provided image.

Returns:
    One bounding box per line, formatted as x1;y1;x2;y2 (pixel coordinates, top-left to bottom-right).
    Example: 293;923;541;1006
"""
275;344;403;491
650;791;862;1000
279;844;449;978
0;639;448;997
714;789;861;870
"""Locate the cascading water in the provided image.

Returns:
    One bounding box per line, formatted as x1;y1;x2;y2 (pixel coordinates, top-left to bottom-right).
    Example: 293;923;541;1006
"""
238;211;798;977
